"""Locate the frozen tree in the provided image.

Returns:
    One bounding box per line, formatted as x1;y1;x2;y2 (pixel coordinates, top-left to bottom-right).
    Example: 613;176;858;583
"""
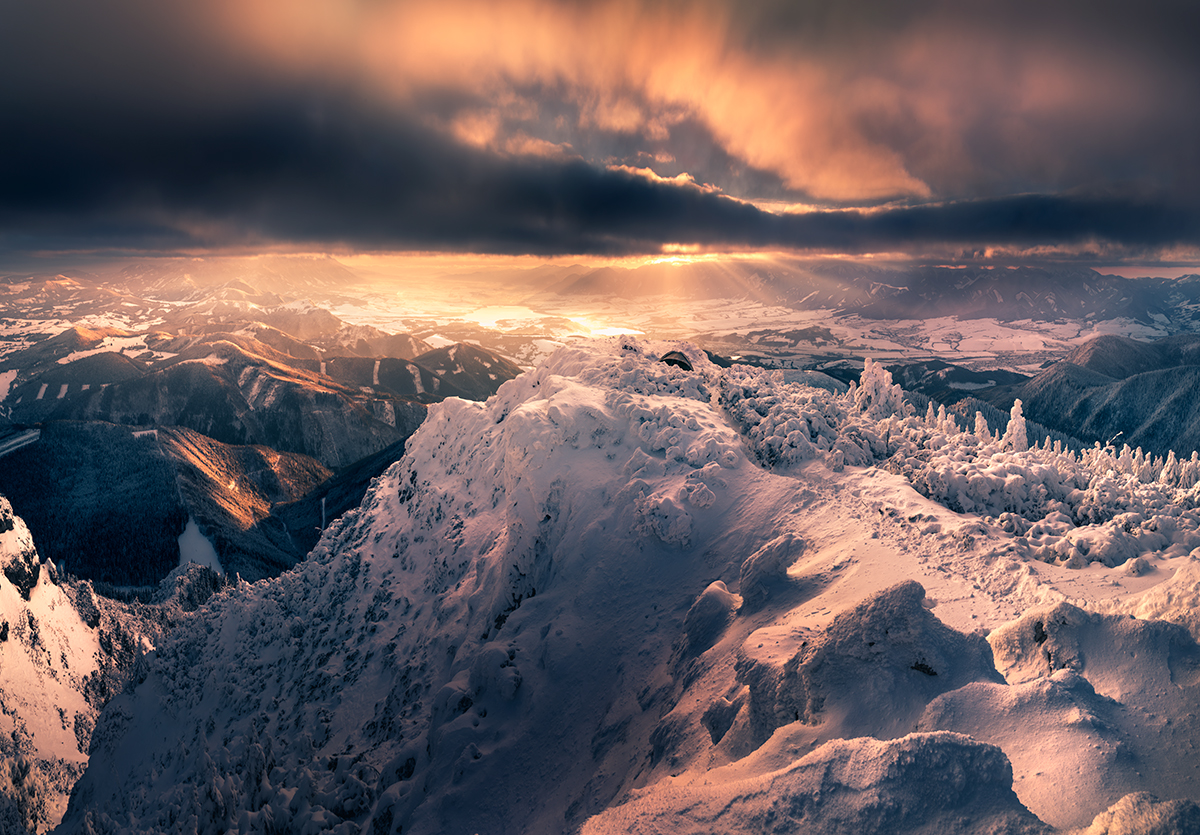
853;358;908;420
1003;399;1028;452
974;411;992;442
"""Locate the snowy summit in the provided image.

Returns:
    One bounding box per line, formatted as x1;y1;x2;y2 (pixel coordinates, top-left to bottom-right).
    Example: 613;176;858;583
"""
53;339;1200;834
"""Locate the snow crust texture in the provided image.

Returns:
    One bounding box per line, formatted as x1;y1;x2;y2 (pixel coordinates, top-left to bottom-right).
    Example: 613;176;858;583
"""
773;581;1004;739
53;340;1200;835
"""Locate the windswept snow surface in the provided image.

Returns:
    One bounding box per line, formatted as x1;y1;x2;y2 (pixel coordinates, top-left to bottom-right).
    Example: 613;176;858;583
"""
59;340;1200;834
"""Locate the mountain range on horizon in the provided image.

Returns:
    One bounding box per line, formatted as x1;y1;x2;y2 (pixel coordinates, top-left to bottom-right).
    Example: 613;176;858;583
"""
0;292;523;590
894;332;1200;459
6;257;1200;328
537;260;1200;327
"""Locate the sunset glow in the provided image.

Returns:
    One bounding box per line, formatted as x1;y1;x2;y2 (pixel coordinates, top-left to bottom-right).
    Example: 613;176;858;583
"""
0;0;1196;267
7;5;1200;834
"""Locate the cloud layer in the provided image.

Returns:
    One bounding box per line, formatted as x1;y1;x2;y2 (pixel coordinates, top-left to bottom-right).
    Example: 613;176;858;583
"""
2;0;1198;259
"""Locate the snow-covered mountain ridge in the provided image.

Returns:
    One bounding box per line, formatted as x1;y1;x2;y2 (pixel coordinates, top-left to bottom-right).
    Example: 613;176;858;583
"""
0;495;236;834
59;340;1200;833
0;497;92;833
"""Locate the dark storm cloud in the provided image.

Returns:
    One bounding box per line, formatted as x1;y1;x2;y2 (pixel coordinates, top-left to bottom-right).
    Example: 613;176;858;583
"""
723;0;1200;202
0;0;257;110
1;0;1198;258
2;93;1196;257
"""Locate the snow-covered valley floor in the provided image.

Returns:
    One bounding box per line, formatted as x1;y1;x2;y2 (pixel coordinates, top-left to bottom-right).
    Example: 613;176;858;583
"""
328;290;1175;371
32;339;1200;833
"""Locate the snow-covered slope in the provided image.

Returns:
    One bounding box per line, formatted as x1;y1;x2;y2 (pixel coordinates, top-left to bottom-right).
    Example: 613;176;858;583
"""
58;340;1200;834
0;495;233;834
0;497;95;832
32;335;421;469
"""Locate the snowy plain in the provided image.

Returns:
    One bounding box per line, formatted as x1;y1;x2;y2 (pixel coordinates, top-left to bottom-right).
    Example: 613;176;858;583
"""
0;266;1175;375
327;290;1173;372
48;338;1200;834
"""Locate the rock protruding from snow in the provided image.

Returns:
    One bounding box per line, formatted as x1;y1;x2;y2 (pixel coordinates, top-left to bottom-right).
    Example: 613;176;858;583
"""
919;671;1131;829
0;498;40;600
580;732;1050;835
988;600;1200;697
772;581;1004;740
738;533;804;611
925;601;1200;828
1112;555;1200;641
683;581;739;654
1078;792;1200;835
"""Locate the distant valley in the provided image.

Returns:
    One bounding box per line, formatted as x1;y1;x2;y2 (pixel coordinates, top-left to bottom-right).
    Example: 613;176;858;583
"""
4;255;1200;593
0;257;522;588
880;332;1200;460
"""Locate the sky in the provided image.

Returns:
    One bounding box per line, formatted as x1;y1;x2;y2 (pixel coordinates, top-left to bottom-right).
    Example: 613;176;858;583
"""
2;0;1199;266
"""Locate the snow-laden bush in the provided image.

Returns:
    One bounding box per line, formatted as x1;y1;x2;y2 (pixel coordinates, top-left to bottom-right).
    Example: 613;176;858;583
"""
0;757;46;835
716;358;1200;569
851;358;910;421
1003;400;1029;453
719;366;888;471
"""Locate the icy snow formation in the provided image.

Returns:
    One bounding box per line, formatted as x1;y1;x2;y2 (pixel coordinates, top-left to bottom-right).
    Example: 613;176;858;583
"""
56;339;1200;834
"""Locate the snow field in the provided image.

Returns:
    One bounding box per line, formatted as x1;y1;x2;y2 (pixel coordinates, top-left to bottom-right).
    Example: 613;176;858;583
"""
581;732;1050;835
178;517;225;576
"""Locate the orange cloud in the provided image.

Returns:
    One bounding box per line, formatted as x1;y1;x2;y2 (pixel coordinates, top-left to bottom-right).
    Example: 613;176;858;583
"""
215;0;932;201
606;165;718;192
503;132;572;158
449;110;502;149
213;0;1163;205
578;94;647;135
